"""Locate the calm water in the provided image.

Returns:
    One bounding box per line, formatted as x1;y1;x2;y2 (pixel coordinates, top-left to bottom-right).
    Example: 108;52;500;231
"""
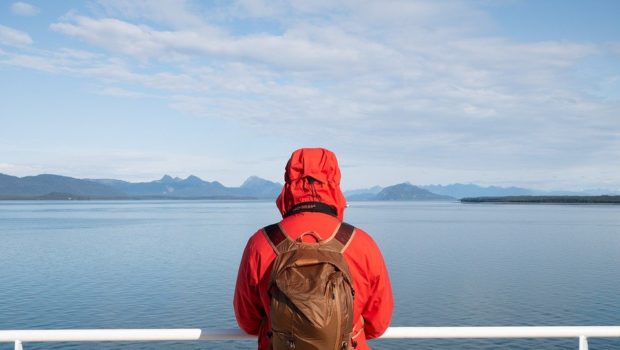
1;200;620;350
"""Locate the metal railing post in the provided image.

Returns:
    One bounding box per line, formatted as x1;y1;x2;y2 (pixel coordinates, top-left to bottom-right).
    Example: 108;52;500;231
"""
579;335;588;350
14;340;22;350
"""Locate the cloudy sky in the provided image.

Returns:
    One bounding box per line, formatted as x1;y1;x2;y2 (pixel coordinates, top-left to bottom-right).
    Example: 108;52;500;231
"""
1;0;619;191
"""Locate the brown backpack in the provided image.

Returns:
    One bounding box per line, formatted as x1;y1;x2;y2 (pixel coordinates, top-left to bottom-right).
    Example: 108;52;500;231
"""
263;222;356;350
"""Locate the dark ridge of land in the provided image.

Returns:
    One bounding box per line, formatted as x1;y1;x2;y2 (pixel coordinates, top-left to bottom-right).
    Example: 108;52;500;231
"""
461;195;620;204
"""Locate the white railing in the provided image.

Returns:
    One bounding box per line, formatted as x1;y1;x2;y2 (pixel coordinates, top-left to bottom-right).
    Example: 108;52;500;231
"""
2;326;620;350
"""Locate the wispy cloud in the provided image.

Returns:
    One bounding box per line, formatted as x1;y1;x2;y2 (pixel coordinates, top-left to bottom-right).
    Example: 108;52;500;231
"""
0;24;33;46
49;15;362;69
10;2;39;16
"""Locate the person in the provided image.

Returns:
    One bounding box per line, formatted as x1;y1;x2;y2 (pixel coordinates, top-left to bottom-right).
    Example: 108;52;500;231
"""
234;147;394;350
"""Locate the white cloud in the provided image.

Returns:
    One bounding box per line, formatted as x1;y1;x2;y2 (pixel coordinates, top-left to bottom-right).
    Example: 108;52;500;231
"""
0;24;33;46
50;15;363;69
50;17;163;57
10;2;39;16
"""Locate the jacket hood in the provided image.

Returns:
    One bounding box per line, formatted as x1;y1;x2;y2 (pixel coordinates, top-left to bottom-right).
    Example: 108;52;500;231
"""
276;148;347;220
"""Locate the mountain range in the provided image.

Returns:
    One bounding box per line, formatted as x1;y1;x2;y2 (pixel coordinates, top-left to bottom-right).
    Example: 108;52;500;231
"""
0;173;616;200
0;173;282;200
0;173;453;201
344;183;620;200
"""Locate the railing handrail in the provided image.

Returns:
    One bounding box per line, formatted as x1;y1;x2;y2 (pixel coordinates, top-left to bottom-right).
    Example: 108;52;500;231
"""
382;326;620;338
2;326;620;342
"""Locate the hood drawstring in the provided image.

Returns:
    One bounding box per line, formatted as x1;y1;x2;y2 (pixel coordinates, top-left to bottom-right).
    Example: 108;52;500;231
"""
307;177;319;202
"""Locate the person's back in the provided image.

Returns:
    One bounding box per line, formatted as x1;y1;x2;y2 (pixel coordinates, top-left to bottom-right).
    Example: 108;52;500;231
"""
234;148;393;349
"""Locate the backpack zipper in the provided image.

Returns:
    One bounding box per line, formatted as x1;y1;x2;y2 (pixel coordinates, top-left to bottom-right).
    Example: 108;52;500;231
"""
333;281;342;350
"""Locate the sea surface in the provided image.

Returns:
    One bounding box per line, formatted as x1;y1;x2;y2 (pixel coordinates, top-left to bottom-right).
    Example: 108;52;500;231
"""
1;200;619;350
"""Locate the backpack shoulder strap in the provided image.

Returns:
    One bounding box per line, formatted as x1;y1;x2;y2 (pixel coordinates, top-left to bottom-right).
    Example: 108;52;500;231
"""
263;223;290;254
264;222;356;253
326;222;356;253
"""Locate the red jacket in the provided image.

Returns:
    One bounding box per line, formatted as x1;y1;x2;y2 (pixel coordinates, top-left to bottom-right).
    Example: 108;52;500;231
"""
234;148;393;349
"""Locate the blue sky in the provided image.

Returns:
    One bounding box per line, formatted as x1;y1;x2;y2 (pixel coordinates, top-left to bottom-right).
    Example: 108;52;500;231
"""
1;0;619;191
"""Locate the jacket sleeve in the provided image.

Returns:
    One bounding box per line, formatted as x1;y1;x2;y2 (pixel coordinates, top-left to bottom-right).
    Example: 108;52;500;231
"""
361;236;394;339
233;234;265;335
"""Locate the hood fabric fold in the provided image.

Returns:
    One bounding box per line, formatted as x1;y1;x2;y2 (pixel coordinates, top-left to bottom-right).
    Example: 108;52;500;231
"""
276;148;347;220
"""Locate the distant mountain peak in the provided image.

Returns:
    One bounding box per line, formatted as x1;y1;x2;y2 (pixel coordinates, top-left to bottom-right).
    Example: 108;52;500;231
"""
159;175;190;183
241;176;279;188
244;175;262;182
375;183;453;201
184;175;203;184
159;175;175;183
237;176;281;198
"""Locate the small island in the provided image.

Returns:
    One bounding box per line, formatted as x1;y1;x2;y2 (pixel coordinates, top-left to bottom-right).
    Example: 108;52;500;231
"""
461;195;620;204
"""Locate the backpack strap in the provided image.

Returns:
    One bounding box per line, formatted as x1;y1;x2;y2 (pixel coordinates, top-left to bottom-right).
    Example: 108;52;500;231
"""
264;223;286;247
330;222;356;253
264;222;356;253
263;224;293;255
